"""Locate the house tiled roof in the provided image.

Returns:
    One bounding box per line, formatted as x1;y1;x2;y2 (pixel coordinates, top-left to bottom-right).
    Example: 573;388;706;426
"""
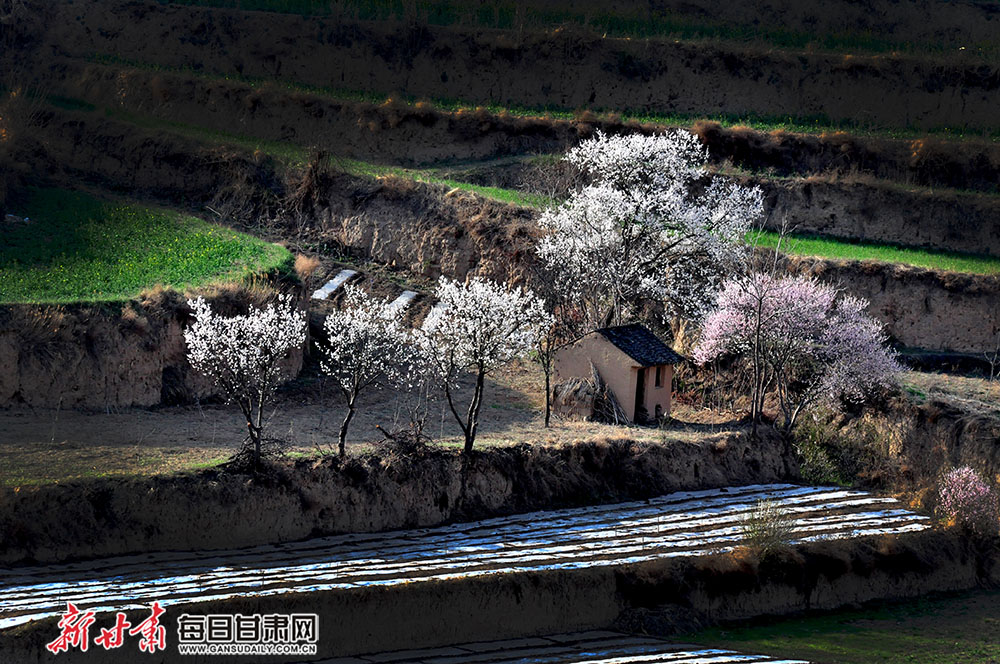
596;323;684;367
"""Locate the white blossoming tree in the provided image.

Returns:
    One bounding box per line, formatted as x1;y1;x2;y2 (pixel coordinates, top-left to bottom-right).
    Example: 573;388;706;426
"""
320;286;418;458
536;130;764;333
420;276;552;453
184;294;307;467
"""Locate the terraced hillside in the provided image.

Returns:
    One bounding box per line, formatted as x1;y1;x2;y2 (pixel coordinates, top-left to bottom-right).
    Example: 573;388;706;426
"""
0;483;930;630
4;0;997;367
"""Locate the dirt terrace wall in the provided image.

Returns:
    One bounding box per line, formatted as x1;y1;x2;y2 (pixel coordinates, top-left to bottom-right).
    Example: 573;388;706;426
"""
0;289;303;410
896;398;1000;487
42;0;1000;131
28;109;273;202
615;530;1000;634
41;59;592;168
785;257;1000;354
40;59;1000;195
452;158;1000;258
2;530;997;663
828;394;1000;497
0;433;796;565
755;177;1000;257
694;122;1000;195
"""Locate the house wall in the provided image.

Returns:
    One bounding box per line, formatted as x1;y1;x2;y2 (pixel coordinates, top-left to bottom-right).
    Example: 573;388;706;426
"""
641;364;673;420
554;334;639;421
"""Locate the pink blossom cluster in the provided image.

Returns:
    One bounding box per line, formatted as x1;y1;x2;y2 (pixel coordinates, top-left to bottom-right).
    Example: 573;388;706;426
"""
694;272;902;428
938;466;999;536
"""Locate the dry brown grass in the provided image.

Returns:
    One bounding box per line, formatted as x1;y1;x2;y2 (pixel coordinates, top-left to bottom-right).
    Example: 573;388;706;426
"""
905;371;1000;421
294;253;322;286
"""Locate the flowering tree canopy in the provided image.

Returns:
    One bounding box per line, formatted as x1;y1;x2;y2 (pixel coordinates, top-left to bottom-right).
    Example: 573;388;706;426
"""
320;286;418;456
184;294;306;466
694;272;902;431
938;466;999;537
420;276;552;452
536;130;763;331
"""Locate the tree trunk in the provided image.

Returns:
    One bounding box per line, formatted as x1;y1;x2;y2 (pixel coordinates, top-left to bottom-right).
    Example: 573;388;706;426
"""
238;394;266;469
338;394;357;459
543;366;552;428
463;368;486;454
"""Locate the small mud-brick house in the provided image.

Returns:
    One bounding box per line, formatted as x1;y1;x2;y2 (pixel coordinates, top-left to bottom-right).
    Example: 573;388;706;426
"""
554;323;683;424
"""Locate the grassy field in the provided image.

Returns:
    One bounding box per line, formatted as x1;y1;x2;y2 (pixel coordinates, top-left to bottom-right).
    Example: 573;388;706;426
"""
689;590;1000;664
752;230;1000;276
0;188;291;304
162;0;997;62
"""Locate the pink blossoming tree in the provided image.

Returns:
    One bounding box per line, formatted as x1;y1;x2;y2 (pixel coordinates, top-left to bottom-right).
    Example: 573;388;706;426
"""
938;466;999;537
694;272;902;433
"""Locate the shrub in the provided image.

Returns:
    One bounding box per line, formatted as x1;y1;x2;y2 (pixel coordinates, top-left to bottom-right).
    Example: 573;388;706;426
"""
740;498;795;558
937;466;999;537
293;254;321;289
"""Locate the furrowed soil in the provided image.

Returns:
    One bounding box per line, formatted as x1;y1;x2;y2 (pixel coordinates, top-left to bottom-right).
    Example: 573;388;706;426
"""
3;529;997;663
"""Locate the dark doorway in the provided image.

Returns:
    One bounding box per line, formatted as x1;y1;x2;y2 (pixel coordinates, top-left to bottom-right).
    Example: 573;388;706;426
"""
634;368;647;423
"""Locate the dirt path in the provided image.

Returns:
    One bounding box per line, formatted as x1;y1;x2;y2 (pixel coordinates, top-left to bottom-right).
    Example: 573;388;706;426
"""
0;362;730;486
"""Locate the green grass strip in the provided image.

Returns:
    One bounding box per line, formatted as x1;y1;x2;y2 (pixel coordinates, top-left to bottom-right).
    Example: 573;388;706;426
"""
688;590;1000;664
752;229;1000;275
0;188;292;304
159;0;999;62
337;157;555;208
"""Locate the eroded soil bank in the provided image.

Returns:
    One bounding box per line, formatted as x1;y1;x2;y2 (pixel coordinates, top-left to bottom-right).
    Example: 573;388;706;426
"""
818;390;1000;502
0;432;795;565
0;286;302;410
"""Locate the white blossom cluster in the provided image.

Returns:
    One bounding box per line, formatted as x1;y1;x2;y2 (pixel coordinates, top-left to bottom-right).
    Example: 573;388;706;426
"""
420;276;552;382
320;285;418;399
419;275;552;451
537;130;763;327
184;294;306;403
